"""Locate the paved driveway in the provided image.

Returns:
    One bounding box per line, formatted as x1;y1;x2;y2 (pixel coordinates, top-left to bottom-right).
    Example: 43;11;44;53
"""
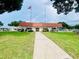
33;32;73;59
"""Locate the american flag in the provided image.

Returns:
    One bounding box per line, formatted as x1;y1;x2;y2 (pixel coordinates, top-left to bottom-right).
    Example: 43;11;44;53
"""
28;6;32;9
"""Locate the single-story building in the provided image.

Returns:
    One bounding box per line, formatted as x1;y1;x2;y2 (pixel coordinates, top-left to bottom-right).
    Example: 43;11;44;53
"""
0;26;19;32
19;22;63;32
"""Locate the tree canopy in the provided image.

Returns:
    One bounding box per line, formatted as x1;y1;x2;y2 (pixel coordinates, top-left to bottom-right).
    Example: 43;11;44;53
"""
8;21;23;27
51;0;79;15
0;21;3;26
58;22;71;29
0;0;23;14
58;22;79;29
74;24;79;29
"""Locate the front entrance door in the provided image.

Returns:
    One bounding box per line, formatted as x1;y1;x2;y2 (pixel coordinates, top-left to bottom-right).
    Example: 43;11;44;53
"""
36;28;39;32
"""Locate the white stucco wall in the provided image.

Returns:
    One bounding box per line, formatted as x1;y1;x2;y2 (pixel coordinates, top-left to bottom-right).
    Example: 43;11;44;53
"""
32;27;36;32
19;26;63;32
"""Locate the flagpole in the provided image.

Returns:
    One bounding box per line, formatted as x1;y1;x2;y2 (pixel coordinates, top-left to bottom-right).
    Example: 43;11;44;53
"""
28;6;32;29
30;8;32;23
28;6;32;23
44;5;47;23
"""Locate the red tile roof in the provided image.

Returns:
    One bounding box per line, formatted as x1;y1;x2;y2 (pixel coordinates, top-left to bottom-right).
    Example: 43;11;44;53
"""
19;22;62;28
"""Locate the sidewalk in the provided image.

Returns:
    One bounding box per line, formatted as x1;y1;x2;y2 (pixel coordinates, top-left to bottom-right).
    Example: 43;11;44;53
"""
33;32;73;59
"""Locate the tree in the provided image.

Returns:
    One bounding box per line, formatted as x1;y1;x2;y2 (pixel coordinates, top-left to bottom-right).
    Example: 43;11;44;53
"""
0;0;23;14
74;24;79;29
50;0;79;15
58;22;71;29
0;21;3;26
8;21;23;27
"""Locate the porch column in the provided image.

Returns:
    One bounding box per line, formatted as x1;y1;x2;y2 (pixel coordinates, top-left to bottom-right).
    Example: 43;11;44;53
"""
23;27;26;32
48;27;52;32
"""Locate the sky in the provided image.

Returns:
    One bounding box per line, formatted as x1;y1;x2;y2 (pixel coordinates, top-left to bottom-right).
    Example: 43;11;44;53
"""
0;0;79;27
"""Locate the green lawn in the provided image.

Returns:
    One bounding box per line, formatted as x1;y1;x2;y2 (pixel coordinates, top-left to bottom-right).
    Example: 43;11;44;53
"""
0;32;34;59
43;32;79;59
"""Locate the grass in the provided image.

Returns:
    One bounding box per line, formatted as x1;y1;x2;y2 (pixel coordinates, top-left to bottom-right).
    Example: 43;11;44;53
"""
0;32;35;59
43;32;79;59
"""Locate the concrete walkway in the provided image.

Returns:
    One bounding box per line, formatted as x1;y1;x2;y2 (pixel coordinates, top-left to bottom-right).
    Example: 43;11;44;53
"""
33;32;73;59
